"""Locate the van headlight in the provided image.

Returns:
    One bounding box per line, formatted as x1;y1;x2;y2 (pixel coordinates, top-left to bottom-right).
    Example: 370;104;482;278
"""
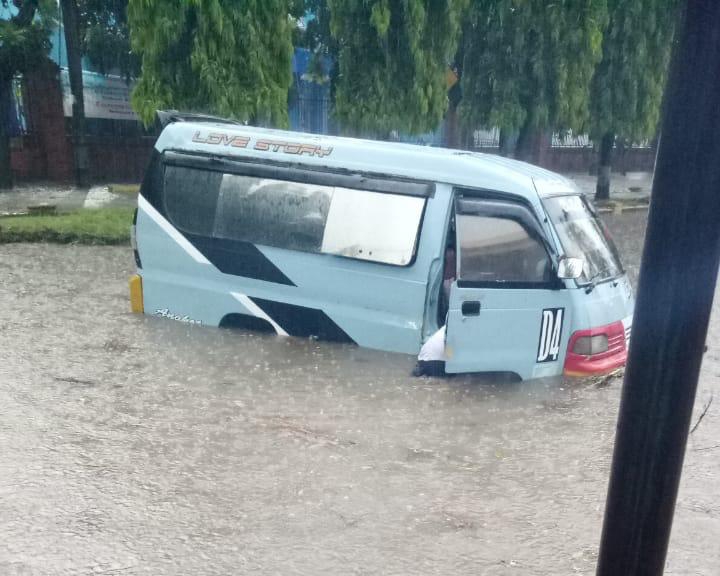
572;334;609;355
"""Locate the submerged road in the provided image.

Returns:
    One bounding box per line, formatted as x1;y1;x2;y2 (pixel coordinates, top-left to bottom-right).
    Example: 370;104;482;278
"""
1;211;718;575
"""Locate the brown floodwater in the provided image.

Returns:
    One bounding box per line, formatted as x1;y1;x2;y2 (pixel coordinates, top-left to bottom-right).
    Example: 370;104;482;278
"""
0;210;718;575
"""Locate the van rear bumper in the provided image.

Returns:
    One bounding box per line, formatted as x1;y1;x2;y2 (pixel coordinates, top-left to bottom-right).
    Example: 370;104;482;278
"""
129;274;144;313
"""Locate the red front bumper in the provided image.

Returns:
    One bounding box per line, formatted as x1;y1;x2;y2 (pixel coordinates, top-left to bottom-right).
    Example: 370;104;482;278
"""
563;321;628;377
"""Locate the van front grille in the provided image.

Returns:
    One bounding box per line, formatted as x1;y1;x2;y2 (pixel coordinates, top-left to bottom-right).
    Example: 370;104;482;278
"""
608;332;625;354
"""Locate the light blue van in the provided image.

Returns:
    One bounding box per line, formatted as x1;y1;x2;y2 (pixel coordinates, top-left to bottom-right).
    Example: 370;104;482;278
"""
129;112;634;380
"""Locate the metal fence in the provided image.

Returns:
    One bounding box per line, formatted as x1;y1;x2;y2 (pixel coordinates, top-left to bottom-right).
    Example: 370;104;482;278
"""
551;130;653;149
472;128;500;148
288;78;334;135
552;130;592;148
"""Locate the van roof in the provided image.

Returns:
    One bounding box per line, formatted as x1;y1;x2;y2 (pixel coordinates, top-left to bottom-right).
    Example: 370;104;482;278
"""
155;121;579;199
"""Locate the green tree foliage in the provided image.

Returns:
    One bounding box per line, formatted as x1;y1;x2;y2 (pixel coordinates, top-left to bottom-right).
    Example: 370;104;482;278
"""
300;0;333;53
460;0;608;135
0;0;53;82
128;0;295;126
327;0;468;135
590;0;677;142
298;0;335;85
80;0;138;79
590;0;677;199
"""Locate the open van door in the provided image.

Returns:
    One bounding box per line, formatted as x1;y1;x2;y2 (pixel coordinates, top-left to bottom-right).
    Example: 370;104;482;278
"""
444;195;569;379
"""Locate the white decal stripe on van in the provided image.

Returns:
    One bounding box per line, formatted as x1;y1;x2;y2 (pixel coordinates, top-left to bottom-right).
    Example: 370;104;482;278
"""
230;292;290;337
138;194;211;265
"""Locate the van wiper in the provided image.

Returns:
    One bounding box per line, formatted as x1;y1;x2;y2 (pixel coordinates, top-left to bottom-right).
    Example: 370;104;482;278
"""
584;270;609;294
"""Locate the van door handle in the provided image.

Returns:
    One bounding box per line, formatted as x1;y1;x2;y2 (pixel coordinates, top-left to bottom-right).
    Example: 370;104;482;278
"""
461;301;481;316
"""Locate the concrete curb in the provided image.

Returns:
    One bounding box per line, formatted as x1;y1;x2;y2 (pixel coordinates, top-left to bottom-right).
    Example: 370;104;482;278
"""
596;204;650;214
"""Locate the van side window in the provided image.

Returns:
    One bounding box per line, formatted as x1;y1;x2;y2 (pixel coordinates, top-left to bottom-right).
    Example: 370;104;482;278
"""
214;175;332;253
457;214;551;284
322;186;425;265
161;164;425;266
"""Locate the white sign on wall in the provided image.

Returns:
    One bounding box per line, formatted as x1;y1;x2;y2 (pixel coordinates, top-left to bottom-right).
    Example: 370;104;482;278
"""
61;68;138;121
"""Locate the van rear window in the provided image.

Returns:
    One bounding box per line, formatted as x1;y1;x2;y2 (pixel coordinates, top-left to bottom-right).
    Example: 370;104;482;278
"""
163;165;425;266
165;166;222;236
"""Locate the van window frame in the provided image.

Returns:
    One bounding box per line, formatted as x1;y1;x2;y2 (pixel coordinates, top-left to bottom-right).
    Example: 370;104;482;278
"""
453;189;563;290
162;150;435;198
158;151;433;268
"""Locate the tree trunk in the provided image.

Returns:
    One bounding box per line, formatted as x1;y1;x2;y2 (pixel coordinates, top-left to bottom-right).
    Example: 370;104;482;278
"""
444;99;460;148
515;122;545;164
444;60;463;149
515;124;532;161
60;0;89;187
595;132;615;201
499;128;518;158
0;77;13;190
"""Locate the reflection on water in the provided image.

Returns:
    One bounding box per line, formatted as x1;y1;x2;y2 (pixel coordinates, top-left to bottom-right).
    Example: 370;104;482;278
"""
1;210;718;575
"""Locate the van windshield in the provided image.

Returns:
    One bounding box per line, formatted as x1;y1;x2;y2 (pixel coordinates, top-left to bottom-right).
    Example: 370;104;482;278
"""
543;194;623;284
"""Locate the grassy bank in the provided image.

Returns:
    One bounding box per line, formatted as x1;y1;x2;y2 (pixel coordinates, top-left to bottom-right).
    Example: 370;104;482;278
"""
108;183;140;196
0;207;133;245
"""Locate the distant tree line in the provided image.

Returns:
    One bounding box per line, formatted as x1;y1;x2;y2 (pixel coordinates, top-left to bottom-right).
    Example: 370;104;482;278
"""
1;0;679;198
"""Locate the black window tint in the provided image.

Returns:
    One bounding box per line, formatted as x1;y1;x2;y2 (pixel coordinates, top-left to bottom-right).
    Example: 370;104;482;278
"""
164;166;222;236
457;214;551;284
213;174;333;252
140;150;163;208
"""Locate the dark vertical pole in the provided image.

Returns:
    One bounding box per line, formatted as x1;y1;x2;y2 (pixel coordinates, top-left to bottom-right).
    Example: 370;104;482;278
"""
596;2;720;575
60;0;89;187
0;77;13;189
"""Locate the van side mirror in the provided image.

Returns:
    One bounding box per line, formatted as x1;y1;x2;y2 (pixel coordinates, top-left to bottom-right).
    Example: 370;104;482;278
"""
557;256;584;280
